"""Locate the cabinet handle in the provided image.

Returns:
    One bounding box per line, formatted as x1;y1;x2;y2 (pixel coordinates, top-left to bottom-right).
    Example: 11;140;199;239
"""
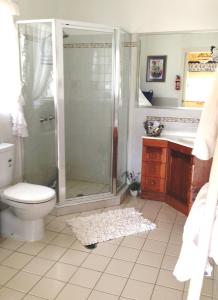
151;180;156;185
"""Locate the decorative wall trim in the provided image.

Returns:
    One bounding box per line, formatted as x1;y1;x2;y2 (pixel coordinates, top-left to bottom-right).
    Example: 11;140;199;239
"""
64;43;112;49
124;42;137;48
147;116;200;123
64;42;136;49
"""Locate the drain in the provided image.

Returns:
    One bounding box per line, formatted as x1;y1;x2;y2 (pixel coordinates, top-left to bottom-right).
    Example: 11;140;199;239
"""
76;193;84;197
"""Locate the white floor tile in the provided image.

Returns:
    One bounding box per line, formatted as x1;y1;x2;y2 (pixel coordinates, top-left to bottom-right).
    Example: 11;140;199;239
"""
0;239;24;250
6;271;40;293
137;250;163;268
130;264;159;284
113;246;139;262
23;295;47;300
122;279;154;300
45;262;77;282
95;273;127;296
37;245;66;261
30;277;65;299
60;249;88;266
46;220;66;233
23;257;55;276
17;242;46;256
88;290;119;300
142;239;167;254
151;285;183;300
40;231;58;244
148;229;171;242
50;233;76;248
0;248;13;262
121;235;145;250
165;243;182;257
0;287;25;300
55;283;91;300
161;255;178;271
105;258;134;278
82;254;110;271
2;252;33;269
0;265;17;285
70;267;101;288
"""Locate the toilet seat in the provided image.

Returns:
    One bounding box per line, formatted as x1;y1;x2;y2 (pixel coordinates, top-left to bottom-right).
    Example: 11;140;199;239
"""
3;182;56;204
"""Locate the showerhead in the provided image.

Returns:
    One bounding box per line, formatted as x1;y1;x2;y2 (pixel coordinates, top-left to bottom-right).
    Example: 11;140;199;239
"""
63;31;69;39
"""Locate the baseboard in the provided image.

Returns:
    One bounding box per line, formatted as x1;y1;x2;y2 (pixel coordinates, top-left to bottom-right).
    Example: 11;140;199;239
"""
52;186;128;216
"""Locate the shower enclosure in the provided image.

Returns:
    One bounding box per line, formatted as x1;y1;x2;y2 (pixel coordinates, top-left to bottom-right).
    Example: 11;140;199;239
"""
17;19;130;207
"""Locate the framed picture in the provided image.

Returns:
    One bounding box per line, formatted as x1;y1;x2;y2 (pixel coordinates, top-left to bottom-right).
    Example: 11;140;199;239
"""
146;55;167;82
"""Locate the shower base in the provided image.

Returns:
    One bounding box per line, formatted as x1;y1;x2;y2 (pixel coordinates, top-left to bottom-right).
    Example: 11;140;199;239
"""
66;179;110;199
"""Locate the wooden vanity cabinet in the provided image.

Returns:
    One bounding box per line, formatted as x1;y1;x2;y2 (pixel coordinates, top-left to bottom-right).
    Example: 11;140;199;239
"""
141;138;212;215
141;139;168;202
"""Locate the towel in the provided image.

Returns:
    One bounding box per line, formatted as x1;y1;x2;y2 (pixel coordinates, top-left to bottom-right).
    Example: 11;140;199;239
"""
173;183;218;281
139;89;152;106
192;67;218;160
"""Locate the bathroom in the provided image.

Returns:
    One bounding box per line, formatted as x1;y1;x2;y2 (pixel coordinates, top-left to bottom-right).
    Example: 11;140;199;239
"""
0;0;218;299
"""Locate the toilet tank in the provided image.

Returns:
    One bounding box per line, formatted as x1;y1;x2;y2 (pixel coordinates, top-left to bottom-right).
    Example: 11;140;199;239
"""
0;143;14;188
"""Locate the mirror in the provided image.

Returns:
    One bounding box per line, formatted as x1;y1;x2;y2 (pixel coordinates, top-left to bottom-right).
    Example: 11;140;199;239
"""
138;31;218;108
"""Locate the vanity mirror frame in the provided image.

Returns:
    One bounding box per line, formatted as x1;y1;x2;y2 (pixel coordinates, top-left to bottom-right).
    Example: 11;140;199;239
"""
136;29;218;110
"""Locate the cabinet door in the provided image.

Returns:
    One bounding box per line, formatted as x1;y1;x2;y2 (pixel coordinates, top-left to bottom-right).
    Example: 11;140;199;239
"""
167;149;193;205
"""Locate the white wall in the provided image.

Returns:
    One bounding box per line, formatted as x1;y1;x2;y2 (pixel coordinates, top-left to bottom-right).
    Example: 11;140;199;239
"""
17;0;218;33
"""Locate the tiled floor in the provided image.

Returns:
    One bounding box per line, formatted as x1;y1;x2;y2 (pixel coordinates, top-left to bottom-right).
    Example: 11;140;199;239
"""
0;196;215;300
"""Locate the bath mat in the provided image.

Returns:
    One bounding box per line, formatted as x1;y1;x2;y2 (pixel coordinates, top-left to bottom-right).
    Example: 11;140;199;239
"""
67;207;156;246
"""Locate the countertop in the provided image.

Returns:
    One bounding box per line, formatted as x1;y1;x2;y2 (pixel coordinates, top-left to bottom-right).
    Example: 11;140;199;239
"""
142;131;196;148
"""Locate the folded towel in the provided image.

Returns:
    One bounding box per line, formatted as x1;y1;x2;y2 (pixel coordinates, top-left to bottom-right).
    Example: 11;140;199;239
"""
192;68;218;160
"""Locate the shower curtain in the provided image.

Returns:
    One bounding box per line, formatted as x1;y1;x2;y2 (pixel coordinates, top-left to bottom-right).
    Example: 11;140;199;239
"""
20;23;53;102
0;0;28;137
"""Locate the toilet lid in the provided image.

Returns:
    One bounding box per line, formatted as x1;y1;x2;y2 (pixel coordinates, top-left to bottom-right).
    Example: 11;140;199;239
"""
3;183;56;204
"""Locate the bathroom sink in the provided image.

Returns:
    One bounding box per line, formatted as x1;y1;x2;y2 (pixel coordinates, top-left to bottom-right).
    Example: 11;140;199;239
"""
176;137;195;144
170;136;195;147
160;134;195;147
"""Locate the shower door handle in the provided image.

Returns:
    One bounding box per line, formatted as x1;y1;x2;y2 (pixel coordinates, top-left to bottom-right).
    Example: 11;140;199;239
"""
48;115;55;121
40;117;48;123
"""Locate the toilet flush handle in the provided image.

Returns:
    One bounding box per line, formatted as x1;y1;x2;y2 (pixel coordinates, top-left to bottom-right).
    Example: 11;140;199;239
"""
8;159;12;167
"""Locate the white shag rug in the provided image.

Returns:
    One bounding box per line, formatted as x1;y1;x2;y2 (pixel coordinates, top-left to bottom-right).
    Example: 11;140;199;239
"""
67;207;156;246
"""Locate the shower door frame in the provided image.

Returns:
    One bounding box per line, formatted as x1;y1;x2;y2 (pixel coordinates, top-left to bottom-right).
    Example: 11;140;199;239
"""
54;19;121;203
17;19;127;203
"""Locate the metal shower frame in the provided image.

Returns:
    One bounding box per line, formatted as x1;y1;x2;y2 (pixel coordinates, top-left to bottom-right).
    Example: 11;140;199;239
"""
17;19;129;203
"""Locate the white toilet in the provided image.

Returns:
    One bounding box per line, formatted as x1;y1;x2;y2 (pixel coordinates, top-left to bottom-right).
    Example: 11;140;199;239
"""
0;143;56;241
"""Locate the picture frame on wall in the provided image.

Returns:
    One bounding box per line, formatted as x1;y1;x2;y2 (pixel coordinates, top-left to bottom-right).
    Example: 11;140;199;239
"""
146;55;167;82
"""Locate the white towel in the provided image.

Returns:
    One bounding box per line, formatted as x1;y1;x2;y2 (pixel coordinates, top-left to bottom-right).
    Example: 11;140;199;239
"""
173;183;218;281
192;67;218;160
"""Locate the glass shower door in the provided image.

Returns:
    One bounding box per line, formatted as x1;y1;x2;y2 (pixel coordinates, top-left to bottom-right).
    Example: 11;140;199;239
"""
18;22;57;187
63;27;113;199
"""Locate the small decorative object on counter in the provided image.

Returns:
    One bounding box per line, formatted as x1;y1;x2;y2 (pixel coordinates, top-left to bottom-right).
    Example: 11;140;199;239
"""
143;120;164;137
126;171;140;196
175;75;181;90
